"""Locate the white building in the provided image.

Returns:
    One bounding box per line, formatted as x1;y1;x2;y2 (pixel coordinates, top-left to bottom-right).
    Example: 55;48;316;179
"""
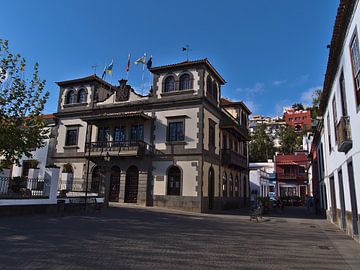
249;161;276;198
314;0;360;241
0;114;57;179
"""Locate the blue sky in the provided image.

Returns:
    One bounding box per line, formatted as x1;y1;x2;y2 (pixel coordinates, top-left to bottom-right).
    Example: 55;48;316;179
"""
1;0;338;116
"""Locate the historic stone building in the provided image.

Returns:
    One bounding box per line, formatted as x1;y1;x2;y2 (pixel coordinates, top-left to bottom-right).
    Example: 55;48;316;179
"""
52;59;251;212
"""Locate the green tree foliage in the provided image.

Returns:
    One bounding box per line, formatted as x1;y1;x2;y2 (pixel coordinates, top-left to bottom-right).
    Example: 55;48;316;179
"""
278;125;302;154
249;124;275;162
310;89;322;119
0;39;49;170
292;103;305;111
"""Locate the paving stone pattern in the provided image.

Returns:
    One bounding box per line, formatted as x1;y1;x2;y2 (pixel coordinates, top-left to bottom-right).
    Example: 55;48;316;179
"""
0;205;359;270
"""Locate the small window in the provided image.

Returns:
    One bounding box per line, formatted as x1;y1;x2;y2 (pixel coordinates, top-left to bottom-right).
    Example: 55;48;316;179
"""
164;76;175;92
114;126;126;142
167;166;181;195
168;121;184;142
179;74;191;90
98;127;110;142
66;90;76;104
212;81;218;100
350;30;360;107
131;124;144;141
209;121;216;149
332;96;338;143
207;76;213;97
65;129;78;146
77;89;87;103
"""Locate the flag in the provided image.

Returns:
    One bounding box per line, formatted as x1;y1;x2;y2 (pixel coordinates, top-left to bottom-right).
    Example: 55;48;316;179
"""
107;60;113;75
146;55;152;69
126;54;131;72
101;63;107;79
134;54;146;65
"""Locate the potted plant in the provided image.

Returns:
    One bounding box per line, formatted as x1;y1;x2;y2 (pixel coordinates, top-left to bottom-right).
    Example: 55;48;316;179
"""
28;160;40;179
61;163;73;191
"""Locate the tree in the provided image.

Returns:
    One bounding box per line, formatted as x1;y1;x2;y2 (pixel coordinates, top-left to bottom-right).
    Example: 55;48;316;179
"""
310;89;322;119
292;103;305;111
277;125;302;154
249;124;275;162
0;39;49;170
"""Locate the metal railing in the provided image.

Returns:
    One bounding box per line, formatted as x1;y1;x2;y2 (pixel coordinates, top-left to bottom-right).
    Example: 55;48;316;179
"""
336;116;352;152
58;178;105;198
85;140;153;156
0;177;49;199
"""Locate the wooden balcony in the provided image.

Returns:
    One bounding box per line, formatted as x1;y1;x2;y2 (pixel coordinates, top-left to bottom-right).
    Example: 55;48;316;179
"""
85;140;153;158
221;149;248;169
277;173;306;181
336;116;352;153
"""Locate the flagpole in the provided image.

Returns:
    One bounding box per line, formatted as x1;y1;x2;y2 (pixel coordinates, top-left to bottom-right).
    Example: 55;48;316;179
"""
141;53;146;95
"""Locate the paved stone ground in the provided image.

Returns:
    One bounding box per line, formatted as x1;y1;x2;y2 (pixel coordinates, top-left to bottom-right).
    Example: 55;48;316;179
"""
0;204;359;270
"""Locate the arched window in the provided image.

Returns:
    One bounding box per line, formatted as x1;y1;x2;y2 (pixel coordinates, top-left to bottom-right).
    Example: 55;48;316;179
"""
164;76;175;92
77;88;87;103
66;90;76;104
167;166;181;195
212;81;218;100
179;74;191;90
229;173;234;197
222;172;227;197
235;176;239;197
206;76;213;97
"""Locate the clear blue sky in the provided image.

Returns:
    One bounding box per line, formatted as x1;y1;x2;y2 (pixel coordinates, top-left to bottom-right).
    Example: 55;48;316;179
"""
1;0;338;116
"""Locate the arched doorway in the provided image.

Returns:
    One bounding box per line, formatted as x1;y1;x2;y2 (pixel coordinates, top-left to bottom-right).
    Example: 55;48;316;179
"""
91;166;104;194
208;167;215;210
125;166;139;203
243;176;247;205
109;166;120;202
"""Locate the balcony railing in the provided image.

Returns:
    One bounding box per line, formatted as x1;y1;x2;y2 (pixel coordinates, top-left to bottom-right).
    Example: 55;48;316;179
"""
85;140;153;157
336;116;352;153
221;149;248;169
277;173;306;181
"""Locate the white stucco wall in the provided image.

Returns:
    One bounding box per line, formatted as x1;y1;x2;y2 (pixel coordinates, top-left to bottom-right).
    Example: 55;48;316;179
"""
156;69;200;98
60;85;92;110
321;1;360;213
204;108;220;155
154;108;199;150
56;118;88;153
152;160;198;196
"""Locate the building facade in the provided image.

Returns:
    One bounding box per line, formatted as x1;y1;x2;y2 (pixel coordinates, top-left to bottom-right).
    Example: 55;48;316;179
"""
283;108;312;132
52;59;251;212
312;0;360;241
275;151;308;198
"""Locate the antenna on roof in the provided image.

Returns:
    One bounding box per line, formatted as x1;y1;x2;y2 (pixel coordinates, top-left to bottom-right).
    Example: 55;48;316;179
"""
182;45;192;61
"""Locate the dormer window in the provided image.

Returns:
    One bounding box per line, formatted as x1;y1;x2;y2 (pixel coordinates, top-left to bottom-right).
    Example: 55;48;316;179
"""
66;90;76;104
77;88;87;103
164;76;175;92
179;74;191;90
